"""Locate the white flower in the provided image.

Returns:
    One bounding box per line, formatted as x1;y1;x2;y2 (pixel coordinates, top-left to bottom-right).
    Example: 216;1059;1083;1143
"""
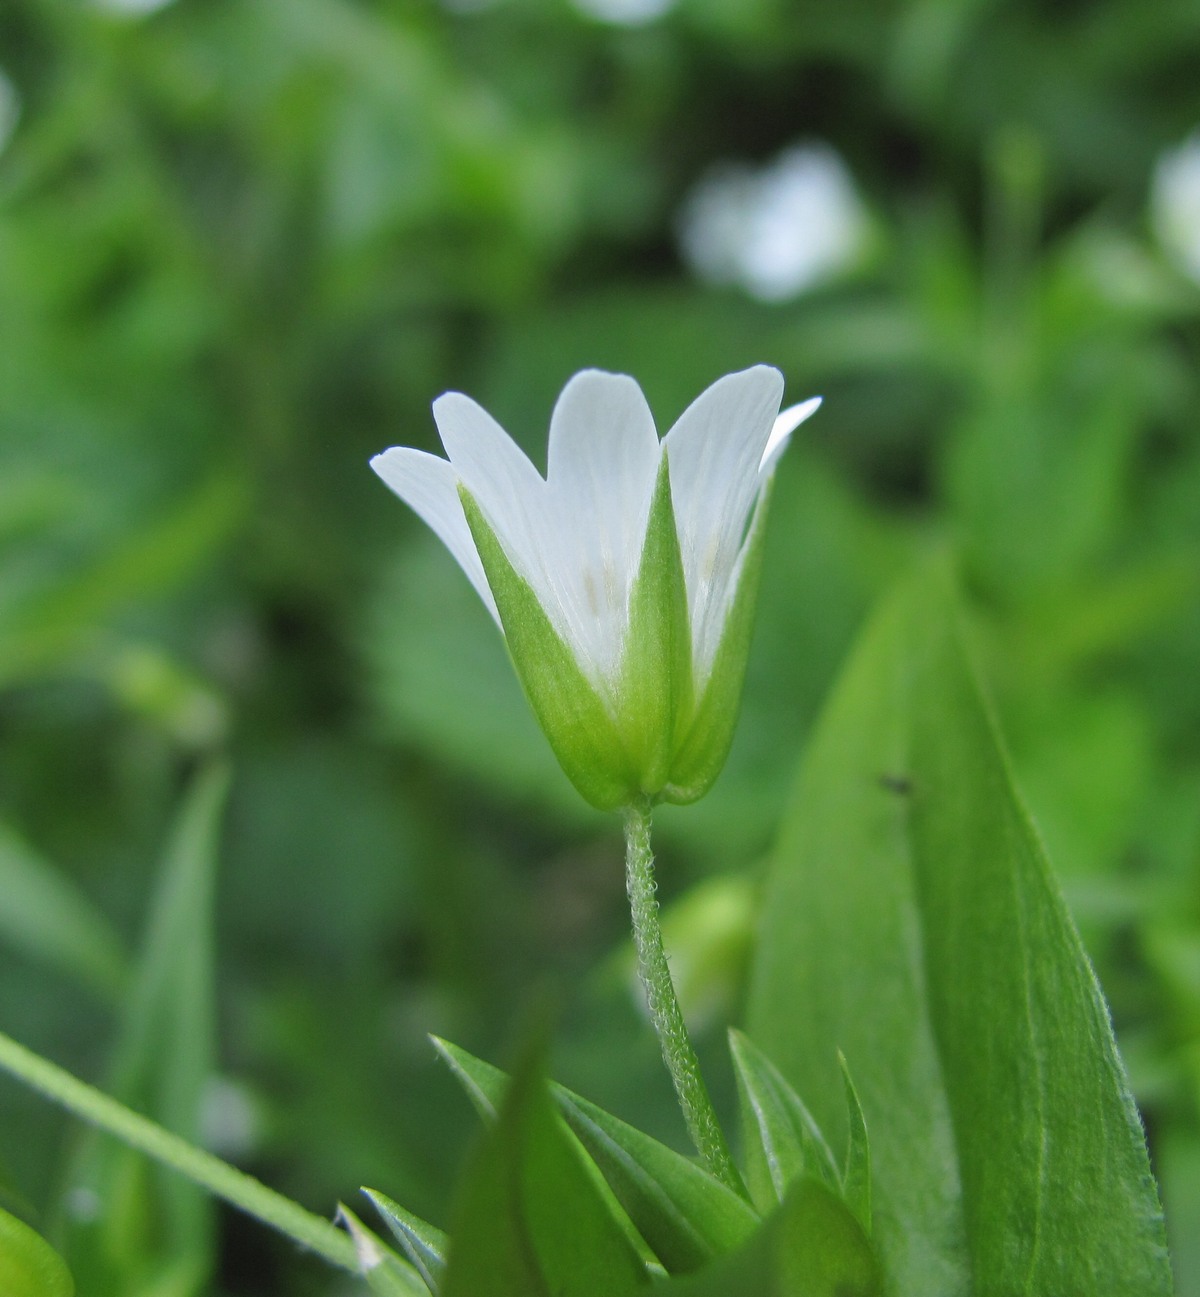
372;366;819;809
678;144;870;302
1152;132;1200;284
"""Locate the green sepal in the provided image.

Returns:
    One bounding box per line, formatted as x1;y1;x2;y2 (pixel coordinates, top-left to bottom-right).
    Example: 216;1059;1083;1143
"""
662;485;774;805
362;1190;447;1293
0;1208;74;1297
617;454;694;795
729;1029;840;1213
460;486;634;811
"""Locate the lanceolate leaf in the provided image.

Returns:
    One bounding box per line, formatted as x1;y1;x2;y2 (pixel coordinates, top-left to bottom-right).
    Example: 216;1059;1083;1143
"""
729;1028;840;1212
0;824;127;1001
362;1190;447;1292
338;1205;429;1297
554;1085;759;1272
439;1035;649;1296
839;1056;871;1236
61;762;230;1295
430;1035;505;1120
745;562;1172;1295
432;1037;758;1274
612;1178;881;1297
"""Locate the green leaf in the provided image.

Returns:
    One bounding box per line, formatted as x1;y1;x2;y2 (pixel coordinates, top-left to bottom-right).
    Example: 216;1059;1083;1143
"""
430;1035;505;1121
362;1189;447;1292
619;454;693;792
838;1055;870;1236
0;823;127;1000
663;486;773;805
554;1085;759;1273
433;1036;758;1274
745;560;1172;1295
460;486;634;811
61;763;230;1296
728;1029;839;1212
439;1033;650;1296
338;1205;429;1297
612;1178;881;1297
0;1208;74;1297
0;475;247;687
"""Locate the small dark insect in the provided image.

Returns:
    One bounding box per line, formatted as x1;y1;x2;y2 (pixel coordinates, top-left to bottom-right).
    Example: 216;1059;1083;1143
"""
877;773;913;796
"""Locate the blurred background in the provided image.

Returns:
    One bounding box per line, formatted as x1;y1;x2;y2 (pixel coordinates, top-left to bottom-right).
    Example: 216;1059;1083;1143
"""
0;0;1198;1292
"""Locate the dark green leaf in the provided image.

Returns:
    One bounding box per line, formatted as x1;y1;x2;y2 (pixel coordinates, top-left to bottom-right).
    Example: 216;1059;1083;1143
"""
439;1034;650;1296
61;763;229;1295
612;1178;881;1297
746;562;1172;1295
0;823;127;1001
433;1036;758;1274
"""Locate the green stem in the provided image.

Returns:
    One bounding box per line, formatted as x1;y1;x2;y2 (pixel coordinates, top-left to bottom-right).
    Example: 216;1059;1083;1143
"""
623;799;744;1195
0;1029;359;1274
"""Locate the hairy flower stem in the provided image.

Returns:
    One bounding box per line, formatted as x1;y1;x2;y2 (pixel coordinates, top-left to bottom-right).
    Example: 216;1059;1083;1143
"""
623;798;744;1195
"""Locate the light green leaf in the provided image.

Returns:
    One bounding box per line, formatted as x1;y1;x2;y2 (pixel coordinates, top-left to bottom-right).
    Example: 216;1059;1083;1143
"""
746;561;1172;1295
362;1189;447;1292
554;1085;759;1273
839;1055;870;1236
338;1204;429;1297
439;1033;650;1296
0;1207;74;1297
429;1035;503;1121
0;823;127;1000
728;1028;839;1212
460;487;634;811
619;454;693;792
433;1036;758;1274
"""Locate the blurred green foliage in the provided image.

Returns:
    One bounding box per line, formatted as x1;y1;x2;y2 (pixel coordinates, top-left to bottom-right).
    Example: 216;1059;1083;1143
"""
0;0;1198;1292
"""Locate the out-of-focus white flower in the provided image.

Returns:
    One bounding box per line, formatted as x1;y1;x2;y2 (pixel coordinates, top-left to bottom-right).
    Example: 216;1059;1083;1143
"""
1152;133;1200;284
93;0;176;16
0;71;19;158
679;143;871;302
372;368;819;810
571;0;676;25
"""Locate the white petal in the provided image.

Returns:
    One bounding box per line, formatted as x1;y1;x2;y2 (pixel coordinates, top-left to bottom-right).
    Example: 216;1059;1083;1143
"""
370;447;500;624
662;365;784;677
760;395;821;478
432;391;562;628
544;371;661;681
